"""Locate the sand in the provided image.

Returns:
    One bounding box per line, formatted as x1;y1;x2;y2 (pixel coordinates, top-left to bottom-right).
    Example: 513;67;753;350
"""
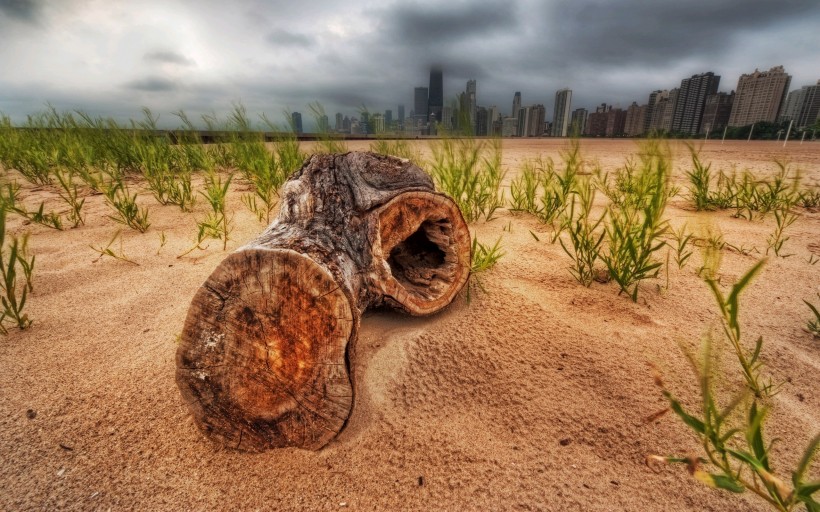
0;139;818;511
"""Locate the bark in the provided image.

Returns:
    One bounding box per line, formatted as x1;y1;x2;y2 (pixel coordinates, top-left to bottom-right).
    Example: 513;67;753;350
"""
176;152;470;451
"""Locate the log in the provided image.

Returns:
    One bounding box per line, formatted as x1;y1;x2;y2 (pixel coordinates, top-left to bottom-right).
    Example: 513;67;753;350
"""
176;152;470;451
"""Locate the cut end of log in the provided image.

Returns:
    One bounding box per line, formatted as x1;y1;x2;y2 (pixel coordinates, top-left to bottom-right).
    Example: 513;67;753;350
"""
376;191;471;316
176;249;354;451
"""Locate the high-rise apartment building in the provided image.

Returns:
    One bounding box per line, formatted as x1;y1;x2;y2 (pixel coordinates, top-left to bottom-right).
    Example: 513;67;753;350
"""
291;112;303;134
466;80;477;131
502;117;518;137
517;105;545;137
623;102;647;136
645;90;664;133
428;67;444;126
476;107;488;136
551;88;572;137
414;87;429;126
335;113;343;132
385;110;393;130
728;66;791;127
700;92;734;135
779;80;820;129
512;92;521;118
570;108;588;135
672;72;720;135
606;108;627;137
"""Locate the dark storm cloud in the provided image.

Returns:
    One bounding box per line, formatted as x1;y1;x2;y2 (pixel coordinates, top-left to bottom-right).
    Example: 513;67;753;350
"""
0;0;41;23
266;29;314;47
124;77;178;92
546;0;820;66
144;51;195;66
382;1;517;45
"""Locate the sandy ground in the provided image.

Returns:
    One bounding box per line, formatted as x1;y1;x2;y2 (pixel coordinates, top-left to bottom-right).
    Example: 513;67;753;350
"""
0;139;818;511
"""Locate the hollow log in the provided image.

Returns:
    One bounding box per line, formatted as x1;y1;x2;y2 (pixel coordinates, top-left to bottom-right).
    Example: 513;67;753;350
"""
176;152;470;451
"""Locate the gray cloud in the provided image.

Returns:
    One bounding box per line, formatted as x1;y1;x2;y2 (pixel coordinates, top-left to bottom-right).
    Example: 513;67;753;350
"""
0;0;818;129
266;29;314;47
547;0;820;66
381;1;517;45
0;0;40;23
144;51;195;66
124;77;178;92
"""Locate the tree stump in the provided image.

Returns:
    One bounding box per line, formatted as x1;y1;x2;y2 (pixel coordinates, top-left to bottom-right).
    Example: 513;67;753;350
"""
176;152;471;451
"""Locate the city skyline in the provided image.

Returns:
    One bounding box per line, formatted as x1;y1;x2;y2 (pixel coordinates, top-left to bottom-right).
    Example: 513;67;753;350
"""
1;0;819;129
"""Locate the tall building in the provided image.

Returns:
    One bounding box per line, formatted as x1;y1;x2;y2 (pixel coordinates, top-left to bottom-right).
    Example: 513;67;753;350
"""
552;88;572;137
360;112;370;134
335;113;343;132
502;117;518;137
606;108;627;137
511;91;521;119
728;66;791;127
779;80;819;129
318;115;329;133
385;110;393;130
648;89;679;133
428;67;444;126
371;113;385;133
623;102;647;136
517;105;545;137
414;87;429;126
466;80;477;132
476;106;488;136
700;92;734;135
487;106;500;126
645;90;663;133
441;105;453;131
672;72;720;135
398;104;405;130
291;112;303;134
570;108;588;136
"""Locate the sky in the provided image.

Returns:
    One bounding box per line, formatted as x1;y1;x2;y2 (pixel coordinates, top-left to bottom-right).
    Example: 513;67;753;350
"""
1;0;819;130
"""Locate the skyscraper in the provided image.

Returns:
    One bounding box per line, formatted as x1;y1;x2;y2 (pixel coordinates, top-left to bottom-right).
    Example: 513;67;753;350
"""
672;72;720;135
291;112;303;134
645;90;663;133
428;67;444;126
335;112;343;132
728;66;792;127
570;108;588;135
623;102;647;136
700;92;734;135
385;110;393;130
781;81;820;129
512;92;521;119
551;88;572;137
414;87;429;126
466;80;477;131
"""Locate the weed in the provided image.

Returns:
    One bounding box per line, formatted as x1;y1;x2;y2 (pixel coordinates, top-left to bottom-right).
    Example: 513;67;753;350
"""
686;144;713;210
181;171;233;256
703;259;774;397
429;135;504;223
650;260;819;510
54;168;85;227
804;294;820;338
91;230;139;265
766;209;799;257
103;181;150;232
0;209;33;332
559;180;605;287
667;224;694;270
370;137;422;163
467;236;504;301
797;186;820;209
600;140;671;302
157;230;167;255
20;202;63;230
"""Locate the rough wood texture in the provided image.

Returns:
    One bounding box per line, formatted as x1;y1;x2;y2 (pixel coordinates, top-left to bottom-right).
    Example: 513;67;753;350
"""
177;152;470;451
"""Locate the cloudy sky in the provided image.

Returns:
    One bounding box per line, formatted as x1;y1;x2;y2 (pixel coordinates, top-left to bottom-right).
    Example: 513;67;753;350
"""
1;0;818;129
